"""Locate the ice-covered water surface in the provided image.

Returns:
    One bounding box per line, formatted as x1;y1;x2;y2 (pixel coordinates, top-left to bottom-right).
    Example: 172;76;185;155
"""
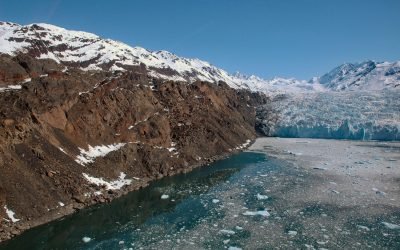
257;90;400;140
1;140;399;249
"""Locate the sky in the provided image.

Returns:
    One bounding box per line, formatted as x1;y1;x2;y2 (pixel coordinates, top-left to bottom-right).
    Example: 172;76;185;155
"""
0;0;399;79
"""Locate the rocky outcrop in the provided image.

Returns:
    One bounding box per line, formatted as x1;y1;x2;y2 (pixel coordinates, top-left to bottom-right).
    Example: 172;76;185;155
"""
0;54;267;241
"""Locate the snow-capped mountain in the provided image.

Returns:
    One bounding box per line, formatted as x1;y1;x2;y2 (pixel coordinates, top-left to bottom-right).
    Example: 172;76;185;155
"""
0;21;399;93
232;73;324;94
0;21;243;88
312;60;400;91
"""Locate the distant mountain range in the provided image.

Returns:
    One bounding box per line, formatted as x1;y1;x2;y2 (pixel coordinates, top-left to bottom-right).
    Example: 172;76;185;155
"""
1;21;399;93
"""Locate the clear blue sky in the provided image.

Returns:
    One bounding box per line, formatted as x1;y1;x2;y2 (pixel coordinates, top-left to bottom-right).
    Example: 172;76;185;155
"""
0;0;399;79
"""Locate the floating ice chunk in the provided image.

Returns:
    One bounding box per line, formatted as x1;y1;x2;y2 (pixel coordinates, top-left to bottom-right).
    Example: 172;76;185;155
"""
161;194;169;200
242;210;270;217
235;226;243;230
382;222;400;229
212;199;220;204
82;237;91;243
228;247;242;250
223;239;230;244
82;172;132;190
3;205;20;223
256;194;269;200
118;241;124;245
58;202;65;207
288;230;297;236
357;225;370;231
220;229;235;235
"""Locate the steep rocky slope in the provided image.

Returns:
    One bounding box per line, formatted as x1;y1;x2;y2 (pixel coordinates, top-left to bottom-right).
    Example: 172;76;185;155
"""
0;54;267;241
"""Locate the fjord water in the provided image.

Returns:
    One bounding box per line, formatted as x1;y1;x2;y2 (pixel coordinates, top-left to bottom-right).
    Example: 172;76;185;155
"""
1;147;399;249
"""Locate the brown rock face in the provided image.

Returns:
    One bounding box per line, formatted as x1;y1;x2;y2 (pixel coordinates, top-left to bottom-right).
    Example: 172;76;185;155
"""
0;54;268;241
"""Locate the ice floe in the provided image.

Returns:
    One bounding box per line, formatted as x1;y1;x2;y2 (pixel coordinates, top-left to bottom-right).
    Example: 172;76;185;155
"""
242;210;270;217
228;247;242;250
219;229;235;235
256;194;269;200
357;225;370;231
82;237;91;243
382;222;400;230
161;194;170;200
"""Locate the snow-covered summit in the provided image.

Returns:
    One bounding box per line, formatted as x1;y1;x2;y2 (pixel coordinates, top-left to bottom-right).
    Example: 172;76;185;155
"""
0;21;244;88
0;21;399;93
312;60;400;91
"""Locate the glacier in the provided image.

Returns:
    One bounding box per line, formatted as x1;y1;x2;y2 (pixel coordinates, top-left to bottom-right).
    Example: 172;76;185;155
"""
256;90;400;141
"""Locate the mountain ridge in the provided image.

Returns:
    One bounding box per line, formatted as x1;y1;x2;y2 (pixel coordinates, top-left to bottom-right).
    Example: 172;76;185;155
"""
0;21;399;92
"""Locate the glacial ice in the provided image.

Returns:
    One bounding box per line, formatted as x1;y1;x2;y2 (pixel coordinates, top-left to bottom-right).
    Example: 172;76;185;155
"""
256;90;400;141
82;237;91;243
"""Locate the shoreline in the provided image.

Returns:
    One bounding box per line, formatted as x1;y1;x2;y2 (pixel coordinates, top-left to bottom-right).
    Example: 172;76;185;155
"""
0;141;253;243
2;137;399;244
1;137;399;248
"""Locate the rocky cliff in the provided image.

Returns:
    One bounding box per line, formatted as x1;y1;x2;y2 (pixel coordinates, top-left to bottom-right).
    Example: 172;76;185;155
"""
0;54;267;241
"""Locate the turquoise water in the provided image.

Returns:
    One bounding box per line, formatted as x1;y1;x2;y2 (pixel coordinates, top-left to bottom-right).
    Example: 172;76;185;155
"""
1;151;399;249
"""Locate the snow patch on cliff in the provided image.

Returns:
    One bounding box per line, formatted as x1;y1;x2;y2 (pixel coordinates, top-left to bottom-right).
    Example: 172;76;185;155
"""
82;172;132;190
0;85;22;92
3;205;20;223
75;143;126;165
